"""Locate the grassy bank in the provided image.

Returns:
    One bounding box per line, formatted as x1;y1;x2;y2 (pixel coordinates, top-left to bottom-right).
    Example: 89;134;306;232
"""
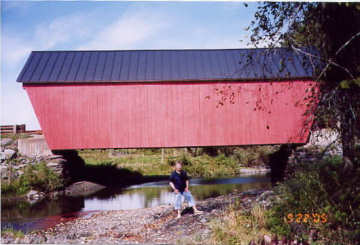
1;228;24;239
1;162;63;196
78;146;275;178
208;155;360;244
210;203;271;244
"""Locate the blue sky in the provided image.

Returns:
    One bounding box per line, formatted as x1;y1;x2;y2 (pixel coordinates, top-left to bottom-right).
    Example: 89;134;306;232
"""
1;1;259;130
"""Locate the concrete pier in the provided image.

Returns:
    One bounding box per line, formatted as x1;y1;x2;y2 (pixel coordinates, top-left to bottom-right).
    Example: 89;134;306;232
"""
18;135;53;157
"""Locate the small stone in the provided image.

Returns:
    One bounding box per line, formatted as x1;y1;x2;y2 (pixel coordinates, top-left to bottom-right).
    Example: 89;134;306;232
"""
200;218;207;223
264;234;272;243
47;162;60;167
79;232;91;237
4;149;16;160
16;170;24;176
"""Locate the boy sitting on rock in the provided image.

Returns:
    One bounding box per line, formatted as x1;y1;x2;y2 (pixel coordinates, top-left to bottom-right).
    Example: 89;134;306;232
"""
169;161;203;219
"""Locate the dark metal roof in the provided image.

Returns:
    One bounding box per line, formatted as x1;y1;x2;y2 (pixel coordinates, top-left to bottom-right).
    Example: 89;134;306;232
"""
17;48;319;83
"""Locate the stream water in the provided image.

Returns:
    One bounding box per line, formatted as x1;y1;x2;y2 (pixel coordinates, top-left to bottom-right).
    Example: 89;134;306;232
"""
1;174;270;233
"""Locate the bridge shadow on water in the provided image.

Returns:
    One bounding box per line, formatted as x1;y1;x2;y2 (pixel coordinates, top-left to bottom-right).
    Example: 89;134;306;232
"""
53;150;168;188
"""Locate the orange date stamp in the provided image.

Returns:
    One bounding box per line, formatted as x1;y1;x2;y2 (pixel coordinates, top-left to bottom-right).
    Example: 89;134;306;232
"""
286;213;328;224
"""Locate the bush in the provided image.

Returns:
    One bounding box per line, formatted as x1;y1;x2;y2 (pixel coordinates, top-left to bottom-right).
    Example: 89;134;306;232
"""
1;162;63;196
233;146;275;167
1;228;24;239
266;156;360;244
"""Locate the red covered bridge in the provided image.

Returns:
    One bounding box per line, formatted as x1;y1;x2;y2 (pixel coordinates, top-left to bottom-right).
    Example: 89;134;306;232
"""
17;48;319;150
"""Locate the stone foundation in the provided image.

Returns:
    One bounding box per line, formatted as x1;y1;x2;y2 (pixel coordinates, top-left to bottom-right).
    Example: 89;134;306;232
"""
18;135;53;158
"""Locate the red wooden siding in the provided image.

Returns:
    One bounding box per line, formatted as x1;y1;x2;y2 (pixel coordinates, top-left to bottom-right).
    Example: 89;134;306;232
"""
24;80;318;150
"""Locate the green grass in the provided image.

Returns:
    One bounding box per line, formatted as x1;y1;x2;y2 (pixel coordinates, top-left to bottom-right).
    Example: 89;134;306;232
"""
1;228;24;239
1;133;32;140
77;146;275;178
209;202;271;245
265;156;360;244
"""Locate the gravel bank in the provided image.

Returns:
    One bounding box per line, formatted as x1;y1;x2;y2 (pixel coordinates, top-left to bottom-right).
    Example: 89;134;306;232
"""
1;189;269;244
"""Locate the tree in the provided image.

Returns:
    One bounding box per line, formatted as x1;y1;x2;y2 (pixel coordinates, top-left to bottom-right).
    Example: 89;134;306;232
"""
247;2;360;165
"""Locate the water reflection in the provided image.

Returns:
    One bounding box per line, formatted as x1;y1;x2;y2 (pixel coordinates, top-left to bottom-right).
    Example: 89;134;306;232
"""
1;174;270;233
83;175;270;210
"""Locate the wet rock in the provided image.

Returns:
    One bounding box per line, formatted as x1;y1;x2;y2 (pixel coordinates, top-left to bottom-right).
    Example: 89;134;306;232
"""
65;181;106;197
239;167;270;175
26;189;45;202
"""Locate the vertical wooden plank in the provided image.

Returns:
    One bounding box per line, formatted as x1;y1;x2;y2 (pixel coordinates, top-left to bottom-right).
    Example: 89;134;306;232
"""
143;84;150;148
172;83;182;147
158;85;167;147
121;85;131;148
150;84;161;147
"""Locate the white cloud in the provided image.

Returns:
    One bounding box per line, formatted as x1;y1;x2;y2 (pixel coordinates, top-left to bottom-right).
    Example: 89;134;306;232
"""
79;9;171;50
2;36;32;68
34;13;93;49
2;12;94;70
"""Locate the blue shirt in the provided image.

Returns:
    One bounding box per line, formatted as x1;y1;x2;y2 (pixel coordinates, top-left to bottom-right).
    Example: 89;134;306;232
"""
169;170;189;193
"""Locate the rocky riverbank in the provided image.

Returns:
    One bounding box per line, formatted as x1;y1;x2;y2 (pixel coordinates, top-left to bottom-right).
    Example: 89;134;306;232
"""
1;188;273;244
1;135;166;204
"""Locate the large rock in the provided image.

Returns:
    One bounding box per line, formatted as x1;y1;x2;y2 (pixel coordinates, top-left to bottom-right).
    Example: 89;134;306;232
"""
26;189;45;202
65;181;106;197
305;128;342;155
